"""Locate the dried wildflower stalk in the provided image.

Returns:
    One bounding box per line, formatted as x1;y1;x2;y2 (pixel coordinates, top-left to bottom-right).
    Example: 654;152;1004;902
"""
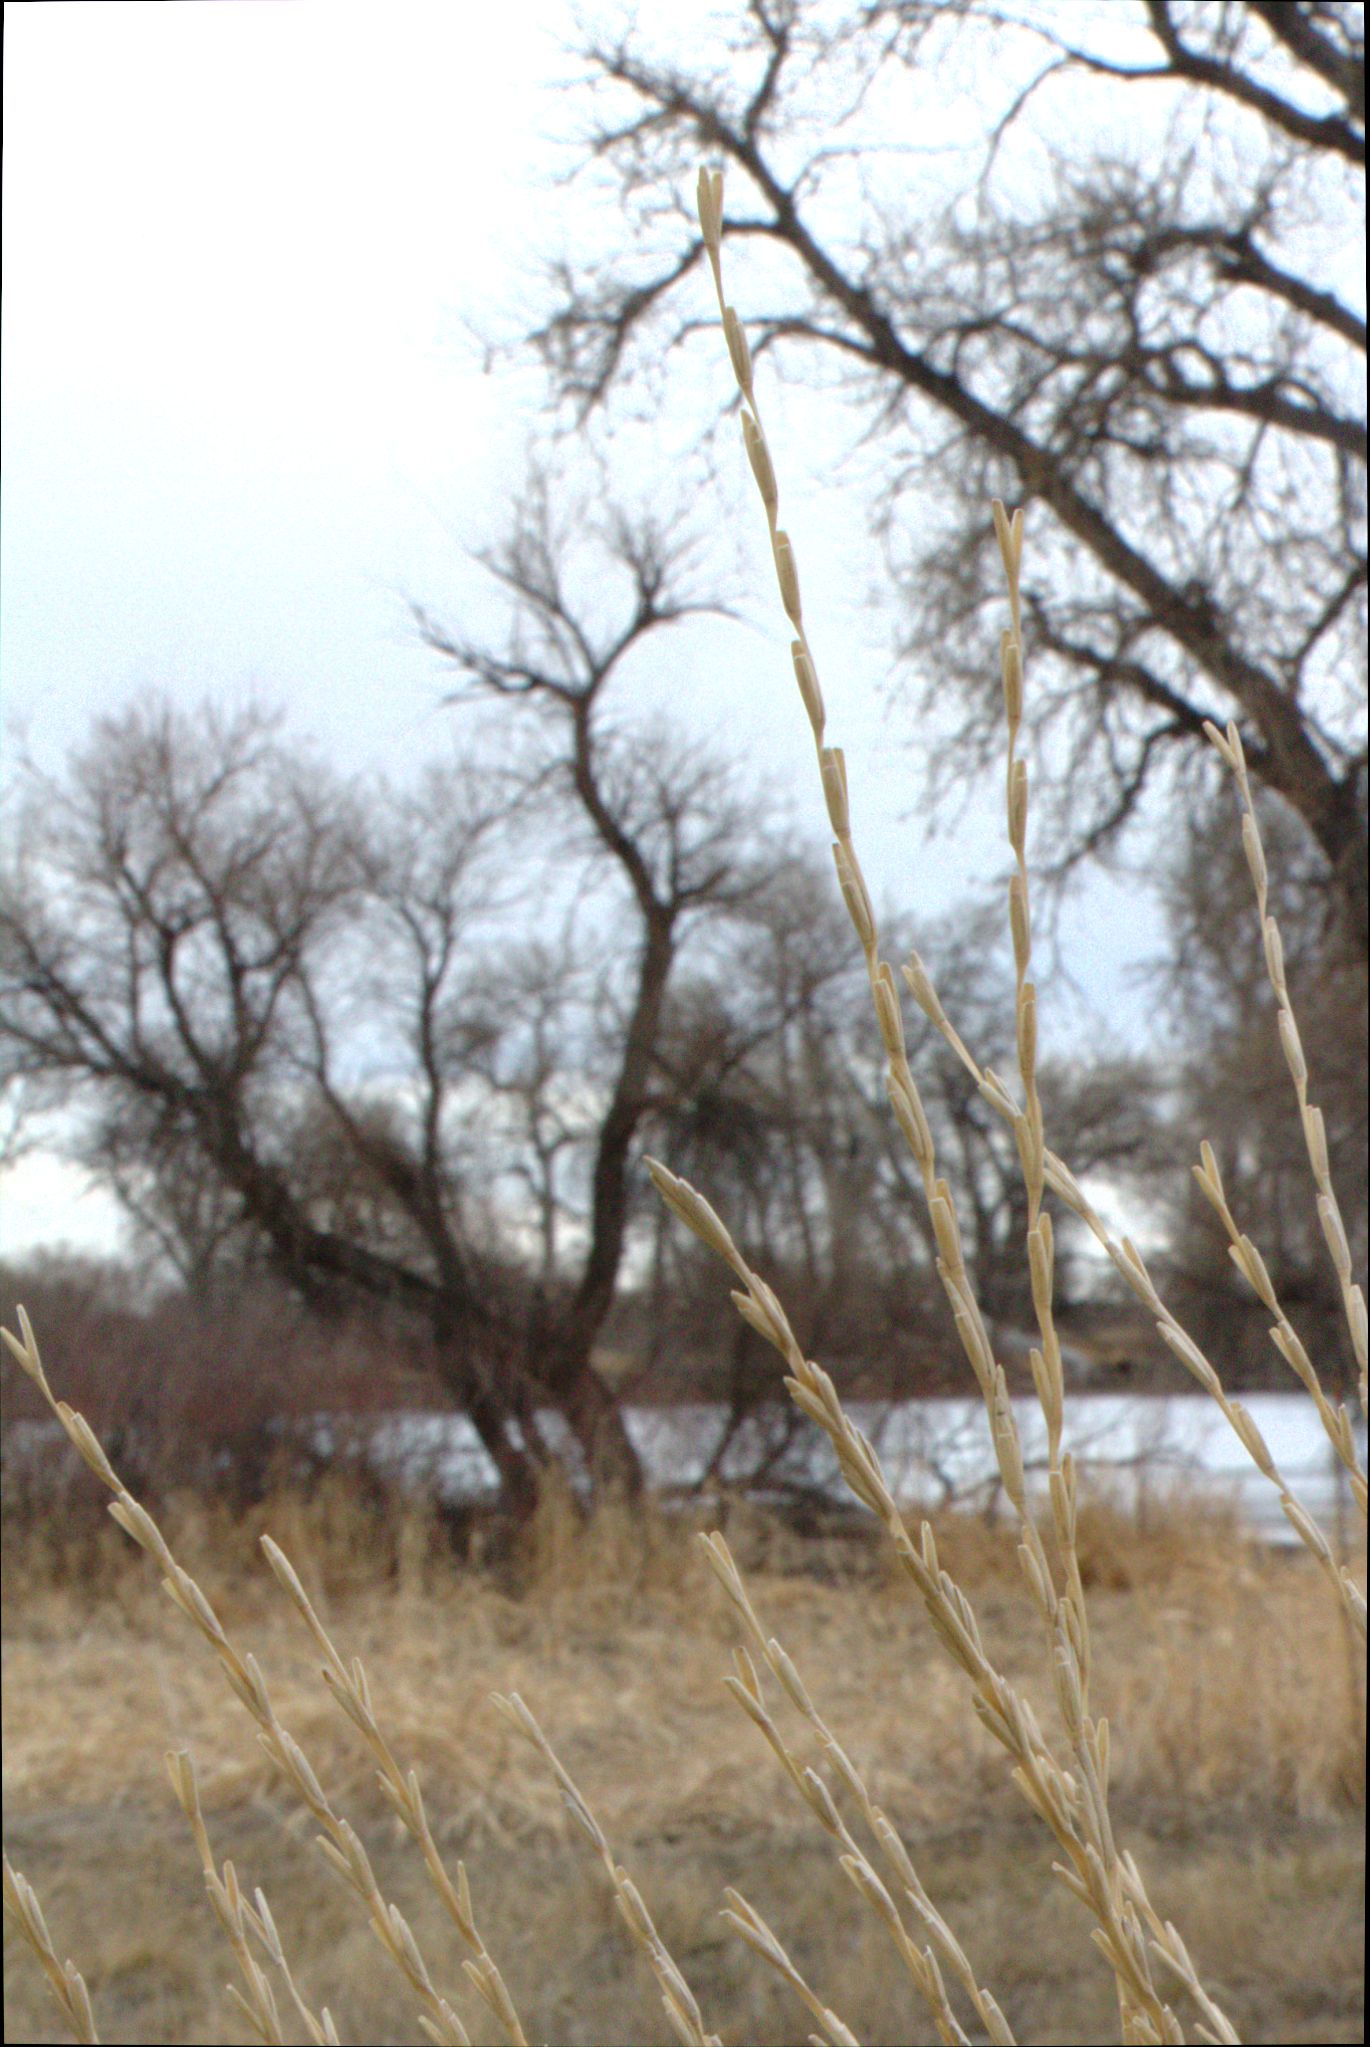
491;1691;722;2047
2;1857;100;2046
0;1306;497;2047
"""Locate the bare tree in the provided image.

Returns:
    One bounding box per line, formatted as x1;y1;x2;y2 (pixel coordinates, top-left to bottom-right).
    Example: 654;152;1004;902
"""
530;0;1366;943
416;480;766;1491
637;854;886;1487
0;701;559;1514
1;489;777;1513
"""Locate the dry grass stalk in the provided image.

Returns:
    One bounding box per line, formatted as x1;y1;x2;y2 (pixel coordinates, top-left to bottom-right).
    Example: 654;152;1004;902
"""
260;1537;527;2045
1203;718;1370;1434
491;1691;723;2047
903;936;1360;1626
717;1885;861;2047
694;162;1366;1623
700;1531;1013;2047
0;1306;498;2047
165;1748;338;2046
649;1153;1230;2047
681;159;1370;2040
1;1857;99;2046
907;952;1363;1637
707;269;1359;1626
689;163;1243;2047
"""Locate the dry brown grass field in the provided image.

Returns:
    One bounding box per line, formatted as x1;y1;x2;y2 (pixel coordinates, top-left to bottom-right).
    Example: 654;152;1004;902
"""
2;1484;1364;2045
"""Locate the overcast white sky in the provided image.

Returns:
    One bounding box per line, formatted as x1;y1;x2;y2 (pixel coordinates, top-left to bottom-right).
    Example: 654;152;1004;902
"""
1;1;1171;1264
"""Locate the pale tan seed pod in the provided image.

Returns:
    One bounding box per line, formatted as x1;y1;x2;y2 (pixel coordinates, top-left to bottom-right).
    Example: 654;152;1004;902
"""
1156;1323;1222;1396
1203;716;1240;770
723;305;753;396
747;1275;794;1354
645;1158;743;1270
1278;1009;1306;1089
980;1067;1019;1120
3;1857;100;2047
0;1306;47;1392
1242;813;1268;899
991;498;1023;585
276;1729;331;1819
1013;1108;1043;1198
903;952;945;1026
872;962;905;1060
886;1070;934;1167
167;1565;225;1642
1282;1495;1334;1564
1333;1404;1362;1468
60;1410;121;1490
1318;1194;1353;1282
1303;1102;1329;1183
1009;873;1030;976
992;1374;1026;1508
695;168;725;302
1049;1461;1078;1556
1030;1338;1065;1446
1262;916;1286;993
1009;757;1029;857
696;167;723;251
800;1767;844;1839
1001;629;1023;727
1268;1322;1316;1392
949;1295;996;1392
772;531;803;625
819;747;850;837
1018;1538;1053;1619
107;1492;168;1561
1052;1639;1085;1745
1028;1217;1054;1319
741;411;778;519
1348;1284;1366;1367
1194;1139;1225;1207
930;1187;964;1272
790;640;825;737
1228;1401;1276;1480
1229;1233;1278;1310
1016;983;1037;1092
832;842;875;951
732;1288;786;1351
768;1640;815;1719
1119;1236;1162;1308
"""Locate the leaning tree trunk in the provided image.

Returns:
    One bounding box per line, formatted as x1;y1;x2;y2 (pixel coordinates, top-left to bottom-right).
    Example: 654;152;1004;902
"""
532;916;683;1499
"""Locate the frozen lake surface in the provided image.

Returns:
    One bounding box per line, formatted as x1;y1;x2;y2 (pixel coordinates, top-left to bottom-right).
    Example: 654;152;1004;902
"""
366;1391;1366;1546
8;1387;1362;1547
